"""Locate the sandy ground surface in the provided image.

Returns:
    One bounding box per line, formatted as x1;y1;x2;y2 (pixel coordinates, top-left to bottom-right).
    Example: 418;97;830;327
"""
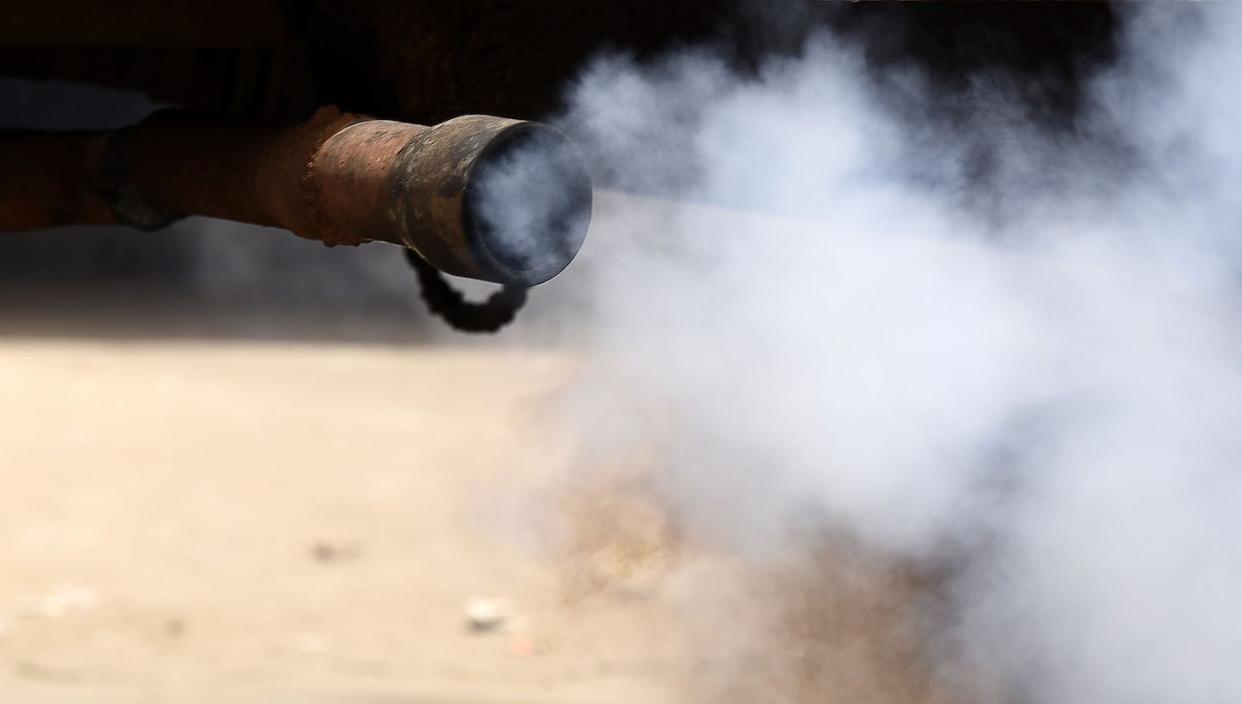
0;319;690;703
0;193;966;704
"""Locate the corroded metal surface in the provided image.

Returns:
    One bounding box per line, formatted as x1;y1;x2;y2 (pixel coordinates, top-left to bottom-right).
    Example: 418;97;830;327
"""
0;108;593;286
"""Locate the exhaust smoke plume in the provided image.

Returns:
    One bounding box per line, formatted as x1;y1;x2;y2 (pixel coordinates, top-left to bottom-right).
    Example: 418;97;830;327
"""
510;4;1242;702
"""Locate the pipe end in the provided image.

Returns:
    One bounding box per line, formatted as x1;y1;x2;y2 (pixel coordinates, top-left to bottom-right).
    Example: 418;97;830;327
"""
462;122;592;287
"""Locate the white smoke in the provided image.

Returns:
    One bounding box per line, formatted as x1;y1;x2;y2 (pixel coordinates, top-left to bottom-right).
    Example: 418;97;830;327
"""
519;3;1242;702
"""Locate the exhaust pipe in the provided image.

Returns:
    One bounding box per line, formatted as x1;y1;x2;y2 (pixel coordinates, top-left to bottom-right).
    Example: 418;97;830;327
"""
0;107;593;287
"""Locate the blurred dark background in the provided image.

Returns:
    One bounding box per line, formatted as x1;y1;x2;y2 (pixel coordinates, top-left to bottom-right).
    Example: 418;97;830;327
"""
0;1;1121;317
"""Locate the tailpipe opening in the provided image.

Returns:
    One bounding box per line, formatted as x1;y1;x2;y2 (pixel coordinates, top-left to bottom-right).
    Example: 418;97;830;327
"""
394;116;593;287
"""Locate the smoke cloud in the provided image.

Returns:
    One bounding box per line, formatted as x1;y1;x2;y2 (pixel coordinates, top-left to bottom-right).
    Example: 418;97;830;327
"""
514;4;1242;702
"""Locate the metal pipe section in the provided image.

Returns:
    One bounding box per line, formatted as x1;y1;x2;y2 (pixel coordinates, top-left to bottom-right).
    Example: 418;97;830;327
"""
0;107;593;286
0;130;114;230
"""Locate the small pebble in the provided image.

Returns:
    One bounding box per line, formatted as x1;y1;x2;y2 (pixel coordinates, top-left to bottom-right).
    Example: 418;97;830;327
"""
310;541;362;564
464;597;509;633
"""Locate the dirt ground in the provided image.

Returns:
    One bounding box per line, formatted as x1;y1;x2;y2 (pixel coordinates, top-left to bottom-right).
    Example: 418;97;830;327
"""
0;191;970;704
0;307;691;703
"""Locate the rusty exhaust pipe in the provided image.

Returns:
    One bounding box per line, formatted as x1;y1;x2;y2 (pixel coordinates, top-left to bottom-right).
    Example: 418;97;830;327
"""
0;107;593;287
